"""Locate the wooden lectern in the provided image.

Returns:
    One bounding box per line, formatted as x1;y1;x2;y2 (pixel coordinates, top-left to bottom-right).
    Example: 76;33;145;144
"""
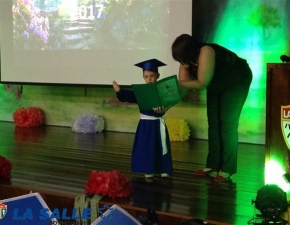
266;63;290;163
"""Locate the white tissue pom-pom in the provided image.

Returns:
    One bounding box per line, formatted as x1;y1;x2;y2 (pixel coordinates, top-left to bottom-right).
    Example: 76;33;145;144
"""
95;115;105;132
72;114;105;133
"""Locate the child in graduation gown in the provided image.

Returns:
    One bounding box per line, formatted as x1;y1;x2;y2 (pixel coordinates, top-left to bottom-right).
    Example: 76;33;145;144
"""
112;58;173;178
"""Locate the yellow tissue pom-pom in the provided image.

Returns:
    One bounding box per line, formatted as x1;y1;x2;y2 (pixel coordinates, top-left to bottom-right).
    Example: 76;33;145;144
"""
164;118;191;141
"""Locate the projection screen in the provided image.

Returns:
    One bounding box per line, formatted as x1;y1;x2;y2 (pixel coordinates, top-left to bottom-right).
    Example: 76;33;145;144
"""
0;0;192;85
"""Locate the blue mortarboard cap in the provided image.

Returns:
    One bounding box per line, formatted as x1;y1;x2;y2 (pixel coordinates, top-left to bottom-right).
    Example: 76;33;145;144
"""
134;58;166;72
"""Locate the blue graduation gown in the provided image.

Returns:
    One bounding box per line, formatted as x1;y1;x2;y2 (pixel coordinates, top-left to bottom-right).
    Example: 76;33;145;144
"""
116;89;173;175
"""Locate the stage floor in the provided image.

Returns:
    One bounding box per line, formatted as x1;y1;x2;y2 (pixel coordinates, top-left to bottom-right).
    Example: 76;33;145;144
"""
0;121;267;224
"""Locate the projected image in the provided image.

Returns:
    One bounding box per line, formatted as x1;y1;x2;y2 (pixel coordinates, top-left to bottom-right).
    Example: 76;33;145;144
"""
12;0;168;50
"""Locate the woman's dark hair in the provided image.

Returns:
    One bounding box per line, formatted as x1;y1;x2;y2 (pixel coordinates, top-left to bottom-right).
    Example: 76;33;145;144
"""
171;34;200;64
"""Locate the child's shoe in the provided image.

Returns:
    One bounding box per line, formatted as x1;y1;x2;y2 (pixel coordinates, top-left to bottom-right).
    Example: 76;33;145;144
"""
144;174;154;178
161;173;169;178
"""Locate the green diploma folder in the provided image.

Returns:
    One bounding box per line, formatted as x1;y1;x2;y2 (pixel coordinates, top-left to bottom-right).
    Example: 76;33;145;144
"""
132;75;183;110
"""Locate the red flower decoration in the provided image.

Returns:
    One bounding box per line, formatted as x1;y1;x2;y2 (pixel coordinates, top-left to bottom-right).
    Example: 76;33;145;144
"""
13;107;44;127
85;170;133;198
0;156;12;179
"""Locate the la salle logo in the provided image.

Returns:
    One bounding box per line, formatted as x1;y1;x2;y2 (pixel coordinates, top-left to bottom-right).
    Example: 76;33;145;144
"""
0;202;8;219
281;105;290;149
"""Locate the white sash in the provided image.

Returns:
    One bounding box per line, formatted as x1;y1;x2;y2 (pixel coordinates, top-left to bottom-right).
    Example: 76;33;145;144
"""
140;114;167;155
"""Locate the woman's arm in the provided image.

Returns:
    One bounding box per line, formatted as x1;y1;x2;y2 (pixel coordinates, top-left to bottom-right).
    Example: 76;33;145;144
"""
178;45;215;90
178;63;192;81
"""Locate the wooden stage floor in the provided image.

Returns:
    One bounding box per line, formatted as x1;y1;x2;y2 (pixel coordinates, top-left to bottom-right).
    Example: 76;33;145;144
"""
0;121;268;225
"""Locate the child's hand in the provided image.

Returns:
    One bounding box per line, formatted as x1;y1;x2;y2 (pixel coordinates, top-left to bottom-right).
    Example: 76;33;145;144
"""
153;106;169;113
112;80;120;92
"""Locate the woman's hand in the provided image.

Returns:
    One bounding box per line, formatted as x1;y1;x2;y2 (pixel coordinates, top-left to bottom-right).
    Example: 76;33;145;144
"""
112;80;120;92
